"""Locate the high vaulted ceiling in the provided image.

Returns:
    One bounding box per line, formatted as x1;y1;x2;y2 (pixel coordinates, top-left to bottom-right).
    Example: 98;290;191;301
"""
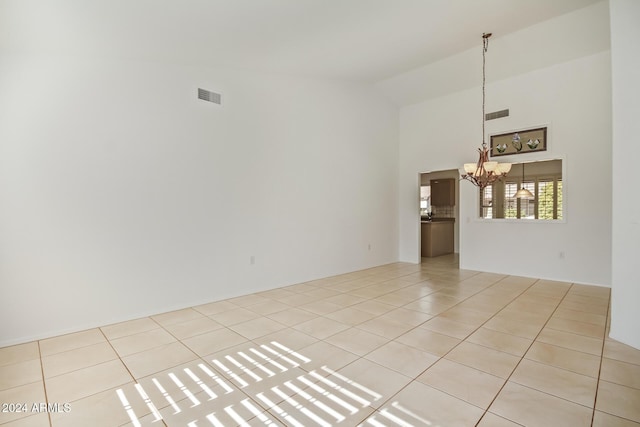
1;0;602;82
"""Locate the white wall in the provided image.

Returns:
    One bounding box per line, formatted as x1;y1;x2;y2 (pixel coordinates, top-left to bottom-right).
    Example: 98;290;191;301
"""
0;54;399;346
610;0;640;349
398;20;612;284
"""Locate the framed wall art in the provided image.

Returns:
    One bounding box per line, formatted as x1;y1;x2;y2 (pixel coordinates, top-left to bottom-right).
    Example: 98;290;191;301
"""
490;127;547;157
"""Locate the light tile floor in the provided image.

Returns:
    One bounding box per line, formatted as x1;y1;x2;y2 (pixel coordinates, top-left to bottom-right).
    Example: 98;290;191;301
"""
2;255;640;426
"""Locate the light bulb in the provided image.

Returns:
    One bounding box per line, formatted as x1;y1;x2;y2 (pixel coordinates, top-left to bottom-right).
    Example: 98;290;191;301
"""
484;161;498;172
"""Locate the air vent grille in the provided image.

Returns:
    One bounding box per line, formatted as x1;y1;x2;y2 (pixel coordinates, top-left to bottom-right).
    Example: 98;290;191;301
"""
485;109;509;121
198;88;221;104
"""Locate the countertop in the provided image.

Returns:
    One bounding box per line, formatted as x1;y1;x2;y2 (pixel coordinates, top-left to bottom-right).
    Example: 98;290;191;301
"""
421;218;455;224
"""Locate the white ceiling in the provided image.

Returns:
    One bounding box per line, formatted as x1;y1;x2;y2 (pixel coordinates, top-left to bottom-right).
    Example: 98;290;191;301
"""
1;0;602;82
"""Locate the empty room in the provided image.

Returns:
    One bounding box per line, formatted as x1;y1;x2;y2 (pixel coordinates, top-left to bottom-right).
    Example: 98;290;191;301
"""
1;0;639;426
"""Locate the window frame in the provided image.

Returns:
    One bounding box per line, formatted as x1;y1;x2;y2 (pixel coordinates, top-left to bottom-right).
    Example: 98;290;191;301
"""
478;159;564;222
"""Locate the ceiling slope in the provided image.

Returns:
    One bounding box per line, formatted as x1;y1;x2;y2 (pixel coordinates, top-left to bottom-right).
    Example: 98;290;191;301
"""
1;0;604;84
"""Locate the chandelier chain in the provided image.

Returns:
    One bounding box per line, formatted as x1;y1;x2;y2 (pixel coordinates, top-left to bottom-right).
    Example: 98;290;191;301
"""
460;32;512;191
482;33;489;148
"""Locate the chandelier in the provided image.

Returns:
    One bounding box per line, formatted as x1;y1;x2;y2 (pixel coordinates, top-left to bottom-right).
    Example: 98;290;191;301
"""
461;33;511;190
514;162;534;199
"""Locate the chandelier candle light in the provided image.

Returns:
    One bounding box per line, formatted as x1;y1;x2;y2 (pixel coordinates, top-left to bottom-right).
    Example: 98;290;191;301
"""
461;33;511;190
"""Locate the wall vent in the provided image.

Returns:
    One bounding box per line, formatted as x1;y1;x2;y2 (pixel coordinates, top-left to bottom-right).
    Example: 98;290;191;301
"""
485;109;509;121
198;88;221;104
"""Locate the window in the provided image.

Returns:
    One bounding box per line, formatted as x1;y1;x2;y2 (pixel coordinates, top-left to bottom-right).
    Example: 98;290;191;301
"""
557;180;563;219
480;160;563;220
521;181;536;219
481;185;493;219
420;186;431;216
504;183;518;218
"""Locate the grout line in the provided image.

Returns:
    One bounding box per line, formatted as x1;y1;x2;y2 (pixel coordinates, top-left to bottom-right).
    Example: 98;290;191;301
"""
590;290;611;426
98;328;137;384
6;257;623;427
475;282;585;426
423;275;541;355
231;259;475;414
308;264;604;423
279;272;450;339
36;341;53;427
330;267;541;422
101;323;203;426
423;277;546;426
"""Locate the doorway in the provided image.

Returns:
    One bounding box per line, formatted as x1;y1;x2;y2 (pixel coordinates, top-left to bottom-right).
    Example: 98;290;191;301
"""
419;169;460;259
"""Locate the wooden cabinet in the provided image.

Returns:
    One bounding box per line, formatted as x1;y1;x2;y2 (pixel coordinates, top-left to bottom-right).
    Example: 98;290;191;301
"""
421;221;454;257
431;178;455;206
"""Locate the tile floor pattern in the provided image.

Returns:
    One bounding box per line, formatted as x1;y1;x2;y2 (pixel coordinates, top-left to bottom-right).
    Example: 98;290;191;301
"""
2;255;640;426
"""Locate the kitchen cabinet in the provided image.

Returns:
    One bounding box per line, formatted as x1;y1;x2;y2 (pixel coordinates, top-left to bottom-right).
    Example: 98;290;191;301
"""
431;178;455;206
421;220;454;257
